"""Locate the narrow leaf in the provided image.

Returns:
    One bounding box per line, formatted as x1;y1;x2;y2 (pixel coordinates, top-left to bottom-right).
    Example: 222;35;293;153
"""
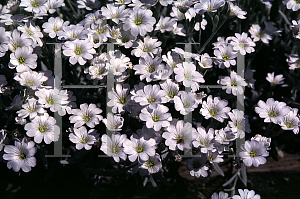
213;162;224;176
223;173;238;187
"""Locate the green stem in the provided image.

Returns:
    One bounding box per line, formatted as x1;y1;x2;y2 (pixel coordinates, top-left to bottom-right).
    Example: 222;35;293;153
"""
198;15;229;54
66;0;77;19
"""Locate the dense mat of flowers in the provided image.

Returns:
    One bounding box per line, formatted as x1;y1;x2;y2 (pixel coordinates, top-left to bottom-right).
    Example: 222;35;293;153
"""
0;0;300;198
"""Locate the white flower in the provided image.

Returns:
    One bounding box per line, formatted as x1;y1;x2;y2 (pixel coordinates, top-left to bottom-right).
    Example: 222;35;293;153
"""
251;134;271;150
232;189;261;199
17;21;44;47
192;127;215;153
101;4;129;24
102;113;124;132
249;24;272;44
3;138;36;172
100;133;127;162
139;104;172;131
9;46;37;72
239;140;269;167
162;51;182;68
25;113;57;144
81;10;103;27
174;91;198;115
45;0;65;14
155;16;176;33
287;54;300;70
134;84;168;109
158;0;173;6
197;53;213;69
195;91;207;104
0;27;10;57
266;72;284;86
172;23;186;36
132;36;162;58
291;19;300;39
186;154;209;178
174;62;205;92
139;154;162;174
84;54;108;80
255;98;290;124
69;103;103;128
194;0;225;14
123;135;157;162
62;39;96;65
229;3;247;19
134;55;164;82
283;0;300;11
8;29;33;52
170;7;185;21
207;150;223;164
57;24;88;41
227;109;251;138
211;191;230;199
229;32;256;55
35;88;76;116
14;70;48;90
77;0;100;10
212;37;230;49
214;127;236;152
214;44;237;68
123;7;156;37
160;79;179;102
217;71;247;96
115;29;136;48
200;95;231;122
162;120;193;151
91;22;111;43
20;0;48;14
42;17;70;38
107;83;132;114
69;126;98;150
16;98;44;120
280;108;299;134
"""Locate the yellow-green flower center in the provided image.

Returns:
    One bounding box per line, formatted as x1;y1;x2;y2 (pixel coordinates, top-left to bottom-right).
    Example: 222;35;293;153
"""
18;57;26;64
74;47;83;55
111;145;120;154
284;119;294;128
152;115;159;122
249;150;257;158
26;29;34;37
147;64;156;73
13;43;22;51
19;151;27;160
25;79;35;86
38;125;48;133
145;158;156;168
200;139;210;147
142;45;152;52
82;114;92;122
222;55;229;60
93;39;99;44
268;109;278;117
112;13;121;19
147;97;156;104
46;97;55;105
28;106;37;113
167;90;177;99
184;73;192;81
134;18;143;26
96;26;106;34
176;135;185;144
53;27;61;33
239;41;245;48
296;0;300;4
118;96;127;105
80;136;90;144
209;107;218;117
183;102;190;108
231;81;237;86
31;0;40;8
136;145;144;153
